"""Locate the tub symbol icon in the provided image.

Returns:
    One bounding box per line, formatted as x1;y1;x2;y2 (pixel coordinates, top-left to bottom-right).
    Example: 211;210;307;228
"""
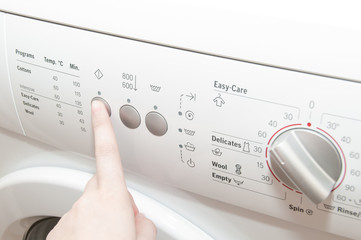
150;84;161;92
184;129;196;136
184;142;196;152
212;148;222;156
233;178;244;186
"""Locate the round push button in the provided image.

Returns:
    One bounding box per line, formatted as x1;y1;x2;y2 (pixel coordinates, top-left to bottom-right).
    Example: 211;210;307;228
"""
145;111;168;136
92;97;111;116
119;105;141;129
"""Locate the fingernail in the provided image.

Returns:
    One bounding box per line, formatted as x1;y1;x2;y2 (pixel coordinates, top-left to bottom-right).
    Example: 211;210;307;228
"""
91;99;102;114
92;97;111;116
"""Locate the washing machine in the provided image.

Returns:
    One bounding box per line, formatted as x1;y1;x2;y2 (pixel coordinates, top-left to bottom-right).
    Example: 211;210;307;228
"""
1;0;361;239
0;129;216;240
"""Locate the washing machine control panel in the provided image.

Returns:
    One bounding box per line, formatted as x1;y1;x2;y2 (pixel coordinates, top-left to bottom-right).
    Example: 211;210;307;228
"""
1;12;361;239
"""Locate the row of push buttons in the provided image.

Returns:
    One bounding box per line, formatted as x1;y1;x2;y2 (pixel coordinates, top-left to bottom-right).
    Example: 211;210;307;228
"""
92;97;168;136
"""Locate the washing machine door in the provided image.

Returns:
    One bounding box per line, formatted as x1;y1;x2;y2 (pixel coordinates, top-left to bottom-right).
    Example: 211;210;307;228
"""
0;167;213;240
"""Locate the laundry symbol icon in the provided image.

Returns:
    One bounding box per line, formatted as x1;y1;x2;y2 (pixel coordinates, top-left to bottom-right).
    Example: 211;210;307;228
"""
185;110;195;120
243;142;250;153
235;164;242;175
184;129;196;136
213;94;225;107
212;148;222;156
184;142;196;152
233;178;244;186
150;84;161;92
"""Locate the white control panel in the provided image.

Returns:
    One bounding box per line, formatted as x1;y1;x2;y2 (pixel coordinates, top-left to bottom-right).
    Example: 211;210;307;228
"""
1;13;361;239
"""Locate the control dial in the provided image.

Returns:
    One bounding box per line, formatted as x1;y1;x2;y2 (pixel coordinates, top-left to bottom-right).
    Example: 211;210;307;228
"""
269;128;342;204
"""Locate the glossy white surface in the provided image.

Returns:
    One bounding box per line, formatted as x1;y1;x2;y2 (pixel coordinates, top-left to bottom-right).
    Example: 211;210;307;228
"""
0;13;23;134
0;0;360;81
0;12;360;239
0;128;348;239
0;2;360;239
0;166;213;240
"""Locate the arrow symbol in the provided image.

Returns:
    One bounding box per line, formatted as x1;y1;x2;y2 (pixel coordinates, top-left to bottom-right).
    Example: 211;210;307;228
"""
186;93;196;101
134;76;138;91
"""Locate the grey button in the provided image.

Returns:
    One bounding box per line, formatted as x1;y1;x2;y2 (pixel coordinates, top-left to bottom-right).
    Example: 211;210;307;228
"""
119;105;141;129
145;111;168;136
92;97;111;116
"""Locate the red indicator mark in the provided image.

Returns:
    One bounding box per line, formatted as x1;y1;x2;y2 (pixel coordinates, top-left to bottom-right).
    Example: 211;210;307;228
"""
307;122;312;127
282;184;294;191
265;147;268;158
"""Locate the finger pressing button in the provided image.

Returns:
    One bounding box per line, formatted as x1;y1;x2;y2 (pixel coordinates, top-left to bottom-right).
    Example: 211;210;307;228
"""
92;97;111;116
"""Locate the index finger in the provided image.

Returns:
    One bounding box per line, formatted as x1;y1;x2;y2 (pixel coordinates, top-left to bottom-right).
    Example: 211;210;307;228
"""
91;99;126;188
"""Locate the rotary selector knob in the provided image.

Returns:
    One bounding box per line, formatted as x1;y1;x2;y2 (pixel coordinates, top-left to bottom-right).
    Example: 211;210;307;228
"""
269;128;342;204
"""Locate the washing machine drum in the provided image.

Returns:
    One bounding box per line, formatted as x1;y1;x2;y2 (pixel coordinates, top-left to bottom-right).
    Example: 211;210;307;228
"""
0;167;213;240
23;217;60;240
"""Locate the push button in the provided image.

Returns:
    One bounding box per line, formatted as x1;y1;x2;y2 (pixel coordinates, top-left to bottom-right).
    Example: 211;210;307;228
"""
92;97;111;116
119;105;141;129
145;111;168;136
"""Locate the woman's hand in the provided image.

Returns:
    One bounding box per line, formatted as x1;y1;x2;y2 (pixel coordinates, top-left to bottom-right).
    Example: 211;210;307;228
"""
46;100;156;240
